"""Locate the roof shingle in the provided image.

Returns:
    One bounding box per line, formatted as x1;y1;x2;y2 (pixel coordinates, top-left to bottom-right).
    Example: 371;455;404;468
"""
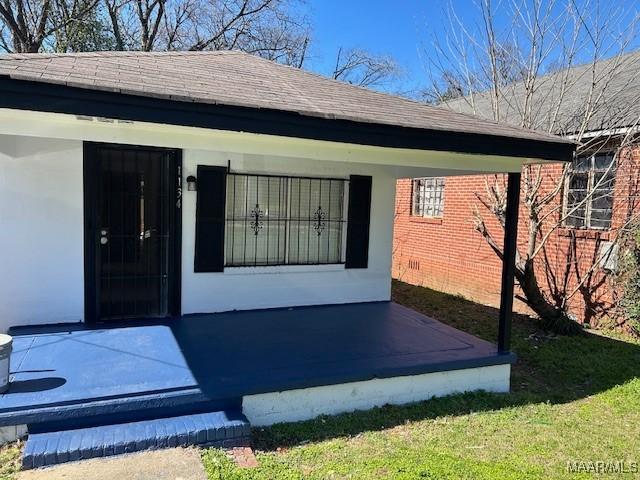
444;50;640;135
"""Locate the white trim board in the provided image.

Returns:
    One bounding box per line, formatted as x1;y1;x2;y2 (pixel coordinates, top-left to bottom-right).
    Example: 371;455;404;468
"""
242;364;511;426
0;108;537;173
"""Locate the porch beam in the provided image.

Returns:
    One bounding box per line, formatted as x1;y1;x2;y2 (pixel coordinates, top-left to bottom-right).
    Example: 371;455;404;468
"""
498;172;521;354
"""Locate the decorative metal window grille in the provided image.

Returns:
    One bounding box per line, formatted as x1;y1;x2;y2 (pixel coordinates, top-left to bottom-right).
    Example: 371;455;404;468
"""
564;152;616;229
412;177;445;217
225;173;347;266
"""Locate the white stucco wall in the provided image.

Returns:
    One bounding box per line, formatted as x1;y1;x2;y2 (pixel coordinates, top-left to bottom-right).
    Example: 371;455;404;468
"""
0;135;84;330
181;150;396;314
0;132;396;330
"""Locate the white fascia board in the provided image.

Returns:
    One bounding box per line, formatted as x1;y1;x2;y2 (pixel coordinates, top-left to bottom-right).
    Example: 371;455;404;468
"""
0;108;535;173
565;126;638;140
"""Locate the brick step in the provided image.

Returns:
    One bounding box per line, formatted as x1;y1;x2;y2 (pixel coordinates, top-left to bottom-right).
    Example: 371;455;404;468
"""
22;409;251;469
0;387;241;430
25;395;241;434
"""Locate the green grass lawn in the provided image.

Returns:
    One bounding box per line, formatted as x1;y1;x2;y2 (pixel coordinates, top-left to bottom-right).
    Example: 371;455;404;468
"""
0;442;22;480
202;281;640;479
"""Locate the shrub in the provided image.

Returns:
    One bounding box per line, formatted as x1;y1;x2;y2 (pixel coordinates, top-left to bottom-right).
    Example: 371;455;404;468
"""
616;223;640;335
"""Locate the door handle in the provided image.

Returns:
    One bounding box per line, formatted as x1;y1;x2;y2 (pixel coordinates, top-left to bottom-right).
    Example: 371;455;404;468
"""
100;228;109;245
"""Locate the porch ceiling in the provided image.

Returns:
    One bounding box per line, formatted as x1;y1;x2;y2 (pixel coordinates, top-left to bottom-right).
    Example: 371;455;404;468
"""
0;302;514;426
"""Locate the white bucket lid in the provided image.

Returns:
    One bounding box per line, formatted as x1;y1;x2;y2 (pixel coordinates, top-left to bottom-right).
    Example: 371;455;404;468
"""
0;334;12;347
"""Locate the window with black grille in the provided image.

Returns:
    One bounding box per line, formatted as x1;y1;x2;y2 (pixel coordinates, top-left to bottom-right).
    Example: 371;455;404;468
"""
412;177;445;217
564;152;616;229
225;173;347;266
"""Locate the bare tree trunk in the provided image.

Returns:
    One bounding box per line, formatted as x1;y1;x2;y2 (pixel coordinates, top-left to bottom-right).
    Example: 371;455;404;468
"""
517;260;583;335
104;0;125;50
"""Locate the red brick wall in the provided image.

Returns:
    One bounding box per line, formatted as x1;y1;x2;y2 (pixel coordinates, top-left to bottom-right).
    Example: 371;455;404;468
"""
393;146;640;324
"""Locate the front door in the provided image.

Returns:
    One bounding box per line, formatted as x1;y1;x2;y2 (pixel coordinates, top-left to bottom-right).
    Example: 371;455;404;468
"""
84;143;181;322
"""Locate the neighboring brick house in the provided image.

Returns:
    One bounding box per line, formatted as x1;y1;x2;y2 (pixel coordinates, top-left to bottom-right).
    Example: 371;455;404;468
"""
393;51;640;325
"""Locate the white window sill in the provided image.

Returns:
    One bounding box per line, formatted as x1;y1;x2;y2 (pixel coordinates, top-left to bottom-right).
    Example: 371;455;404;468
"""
223;264;346;275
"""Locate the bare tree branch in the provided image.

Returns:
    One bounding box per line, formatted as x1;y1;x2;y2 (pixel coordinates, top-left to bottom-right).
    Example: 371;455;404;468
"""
423;0;640;333
331;47;400;88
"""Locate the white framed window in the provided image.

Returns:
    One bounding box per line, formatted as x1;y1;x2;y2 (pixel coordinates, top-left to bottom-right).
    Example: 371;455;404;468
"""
225;173;347;266
412;177;445;217
564;152;616;229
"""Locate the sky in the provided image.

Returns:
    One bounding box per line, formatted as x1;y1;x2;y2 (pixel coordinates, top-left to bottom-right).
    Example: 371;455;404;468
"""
306;0;640;96
306;0;435;95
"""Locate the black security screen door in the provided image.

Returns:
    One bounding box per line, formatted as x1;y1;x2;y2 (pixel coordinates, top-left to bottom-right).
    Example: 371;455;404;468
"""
84;144;181;322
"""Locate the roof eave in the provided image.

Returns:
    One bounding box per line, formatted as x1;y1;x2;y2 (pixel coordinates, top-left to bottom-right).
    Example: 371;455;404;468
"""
0;77;575;163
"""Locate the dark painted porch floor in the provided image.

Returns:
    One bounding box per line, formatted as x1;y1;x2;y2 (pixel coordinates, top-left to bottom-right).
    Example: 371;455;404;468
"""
0;302;515;427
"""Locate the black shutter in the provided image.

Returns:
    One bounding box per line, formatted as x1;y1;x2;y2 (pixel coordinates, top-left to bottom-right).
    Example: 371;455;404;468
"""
194;165;227;272
345;175;372;269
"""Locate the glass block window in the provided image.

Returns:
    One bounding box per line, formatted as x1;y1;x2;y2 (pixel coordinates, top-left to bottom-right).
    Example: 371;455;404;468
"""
564;153;616;229
225;173;347;266
412;177;445;217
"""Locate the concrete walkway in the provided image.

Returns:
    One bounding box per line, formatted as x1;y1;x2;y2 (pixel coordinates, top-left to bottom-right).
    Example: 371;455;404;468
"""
17;448;207;480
